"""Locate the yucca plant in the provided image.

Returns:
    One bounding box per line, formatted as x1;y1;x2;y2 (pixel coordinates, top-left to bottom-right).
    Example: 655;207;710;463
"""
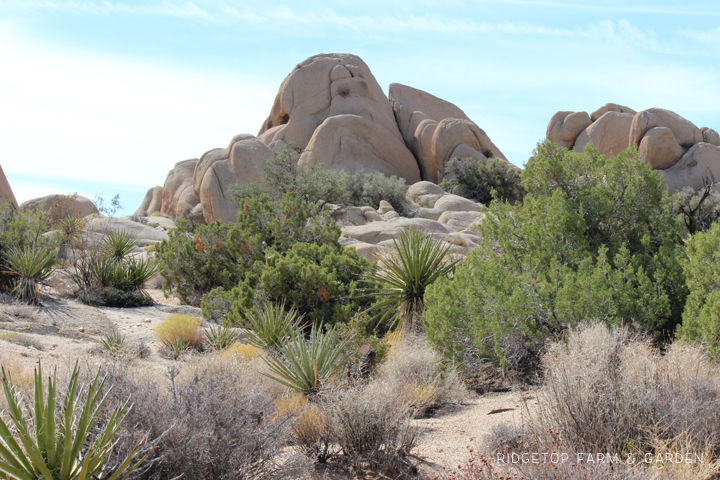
124;257;158;290
0;363;145;480
3;244;56;305
364;228;460;332
102;231;137;262
238;302;303;351
100;330;127;357
204;324;239;351
93;258;130;291
263;326;352;395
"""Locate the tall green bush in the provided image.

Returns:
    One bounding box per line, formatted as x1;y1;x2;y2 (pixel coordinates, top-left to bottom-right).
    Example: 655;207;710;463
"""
424;142;687;371
440;157;525;205
158;193;341;306
678;223;720;355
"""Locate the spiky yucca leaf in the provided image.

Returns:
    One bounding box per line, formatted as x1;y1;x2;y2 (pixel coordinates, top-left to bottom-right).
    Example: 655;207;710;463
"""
102;230;137;262
238;302;303;351
364;228;460;332
204;324;239;351
125;257;158;289
0;363;145;480
3;244;56;305
262;326;352;395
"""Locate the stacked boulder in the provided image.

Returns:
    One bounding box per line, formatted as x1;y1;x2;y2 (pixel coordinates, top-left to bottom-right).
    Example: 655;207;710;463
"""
546;103;720;193
340;181;486;261
0;164;17;209
136;53;508;224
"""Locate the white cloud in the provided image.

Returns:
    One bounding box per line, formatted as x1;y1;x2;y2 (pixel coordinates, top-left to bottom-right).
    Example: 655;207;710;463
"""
0;25;276;205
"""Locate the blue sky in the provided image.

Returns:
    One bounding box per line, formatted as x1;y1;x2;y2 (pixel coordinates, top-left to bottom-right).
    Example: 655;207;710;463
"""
1;0;719;214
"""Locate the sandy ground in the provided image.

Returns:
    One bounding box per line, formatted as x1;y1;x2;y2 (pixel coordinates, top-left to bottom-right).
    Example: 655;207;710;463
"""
0;275;534;477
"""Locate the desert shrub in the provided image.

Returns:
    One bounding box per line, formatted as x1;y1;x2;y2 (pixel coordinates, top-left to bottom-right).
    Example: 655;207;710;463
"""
292;384;420;477
441;157;525;205
377;335;466;418
233;147;410;215
158;193;342;307
0;363;145;480
425;142;687;372
225;241;369;328
263;325;353;395
222;342;262;361
532;323;720;456
678;222;720;355
678;183;720;234
365;228;459;332
97;359;290;480
154;314;203;357
98;330;148;359
336;311;391;378
69;224;158;308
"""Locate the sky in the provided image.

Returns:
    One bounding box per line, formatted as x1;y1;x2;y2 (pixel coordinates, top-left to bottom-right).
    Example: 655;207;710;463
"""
1;1;719;214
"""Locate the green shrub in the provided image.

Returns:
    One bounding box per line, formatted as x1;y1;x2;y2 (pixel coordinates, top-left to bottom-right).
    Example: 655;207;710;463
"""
0;363;145;480
233;147;410;215
158;193;341;307
226;242;369;328
678;223;720;354
424;142;687;372
440;157;525;205
365;228;459;332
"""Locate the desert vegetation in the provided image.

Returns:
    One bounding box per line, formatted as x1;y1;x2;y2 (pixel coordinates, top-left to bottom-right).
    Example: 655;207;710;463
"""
6;139;720;479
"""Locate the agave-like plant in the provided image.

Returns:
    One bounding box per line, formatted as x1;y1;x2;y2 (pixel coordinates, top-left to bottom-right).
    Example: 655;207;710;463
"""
263;326;352;395
204;324;239;351
3;244;56;305
102;230;137;262
0;363;145;480
364;228;460;332
238;302;303;351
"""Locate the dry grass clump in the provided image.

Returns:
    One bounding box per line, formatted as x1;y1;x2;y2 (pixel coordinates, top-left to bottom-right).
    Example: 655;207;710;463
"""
469;323;720;480
96;356;290;480
534;323;720;455
377;334;466;417
289;384;420;478
153;313;203;357
222;342;261;361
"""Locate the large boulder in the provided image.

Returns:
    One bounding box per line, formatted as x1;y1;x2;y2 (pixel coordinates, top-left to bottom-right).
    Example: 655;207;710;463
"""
590;103;636;122
193;135;273;223
389;83;508;183
546;111;592;149
134;186;163;217
630;108;703;147
638;127;685;169
21;194;99;223
0;164;17;209
659;143;720;193
85;216;169;252
574;111;634;156
258;54;420;183
161;159;200;219
701;127;720;146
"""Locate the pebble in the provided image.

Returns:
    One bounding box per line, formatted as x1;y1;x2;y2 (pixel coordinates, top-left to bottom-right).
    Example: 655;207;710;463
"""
78;327;85;333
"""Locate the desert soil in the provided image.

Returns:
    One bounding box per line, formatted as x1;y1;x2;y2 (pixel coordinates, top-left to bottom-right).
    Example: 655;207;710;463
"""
0;274;534;477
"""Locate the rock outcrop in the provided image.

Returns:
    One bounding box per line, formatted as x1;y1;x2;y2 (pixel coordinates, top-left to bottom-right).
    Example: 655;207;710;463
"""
340;181;486;261
543;104;720;193
21;194;99;223
137;53;511;223
389;83;510;183
0;164;17;209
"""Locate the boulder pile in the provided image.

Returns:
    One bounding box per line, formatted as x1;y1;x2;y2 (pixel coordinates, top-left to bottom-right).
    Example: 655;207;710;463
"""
136;53;512;224
546;103;720;192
